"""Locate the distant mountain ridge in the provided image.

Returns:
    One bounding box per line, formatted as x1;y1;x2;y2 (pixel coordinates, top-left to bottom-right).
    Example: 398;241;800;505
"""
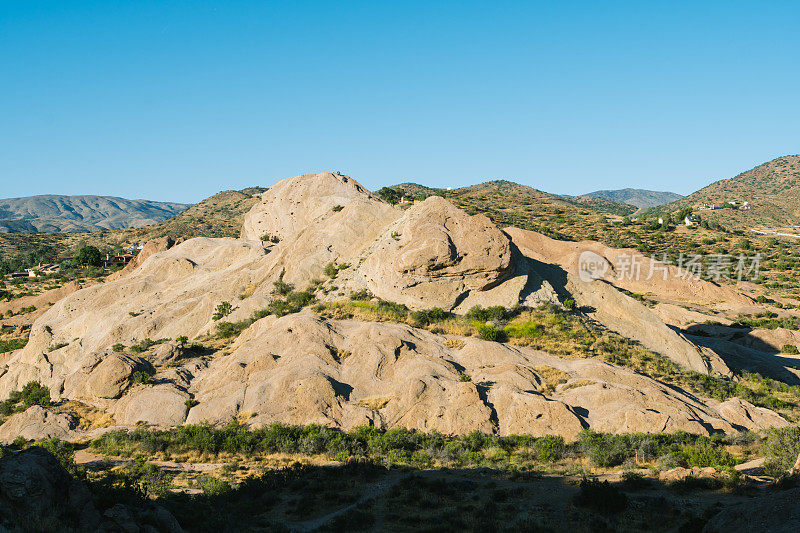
0;194;191;233
580;188;683;209
392;180;637;216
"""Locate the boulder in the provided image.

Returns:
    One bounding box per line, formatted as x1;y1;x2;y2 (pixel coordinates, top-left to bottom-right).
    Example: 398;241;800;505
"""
85;354;150;399
0;447;101;530
357;196;514;309
150;341;186;366
716;397;790;431
0;406;80;444
114;384;189;427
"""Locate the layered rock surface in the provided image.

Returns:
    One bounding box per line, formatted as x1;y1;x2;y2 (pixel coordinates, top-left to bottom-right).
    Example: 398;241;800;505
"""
0;172;792;441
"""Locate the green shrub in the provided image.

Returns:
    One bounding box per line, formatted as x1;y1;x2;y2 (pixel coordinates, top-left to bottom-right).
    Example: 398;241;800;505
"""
573;478;627;513
212;301;232;321
19;381;51;408
112;343;125;352
215;320;250;338
185;399;199;408
563;299;577;311
132;370;154;385
532;435;565;463
782;344;799;355
0;337;28;354
271;275;293;296
466;305;508;323
374;299;409;319
410;307;448;326
762;426;800;477
324;263;339;278
475;323;507;342
682;437;738;468
349;289;372;301
504;320;544;339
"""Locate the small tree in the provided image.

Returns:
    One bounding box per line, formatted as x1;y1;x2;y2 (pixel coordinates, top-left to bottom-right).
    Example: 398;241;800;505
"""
377;187;402;205
75;245;102;267
212;301;232;321
20;381;51;408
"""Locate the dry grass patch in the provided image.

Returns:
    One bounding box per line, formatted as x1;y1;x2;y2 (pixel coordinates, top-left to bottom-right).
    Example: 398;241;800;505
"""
560;379;595;391
354;397;391;410
58;400;115;430
443;338;466;349
534;365;570;392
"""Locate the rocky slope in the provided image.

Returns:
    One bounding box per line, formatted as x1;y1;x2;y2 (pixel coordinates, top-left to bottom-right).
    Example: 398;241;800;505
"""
0;172;793;440
0;195;190;233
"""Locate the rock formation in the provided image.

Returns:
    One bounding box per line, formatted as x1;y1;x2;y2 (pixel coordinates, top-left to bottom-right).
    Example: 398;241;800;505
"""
0;172;792;441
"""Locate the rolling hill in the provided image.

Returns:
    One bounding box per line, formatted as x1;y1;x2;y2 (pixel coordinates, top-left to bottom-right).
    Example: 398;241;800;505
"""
0;195;191;233
393;180;637;216
581;188;682;209
652;155;800;229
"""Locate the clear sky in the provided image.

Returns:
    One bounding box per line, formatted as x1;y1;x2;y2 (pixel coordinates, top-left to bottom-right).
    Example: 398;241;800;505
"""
2;1;799;203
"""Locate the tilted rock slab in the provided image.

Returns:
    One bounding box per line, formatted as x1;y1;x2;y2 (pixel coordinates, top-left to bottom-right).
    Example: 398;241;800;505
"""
0;171;790;439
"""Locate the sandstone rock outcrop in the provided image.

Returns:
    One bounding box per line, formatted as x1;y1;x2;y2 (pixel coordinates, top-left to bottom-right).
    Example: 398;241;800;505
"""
182;312;782;438
106;236;176;281
355;196;514;309
0;447;101;529
0;171;792;440
0;405;80;444
0;447;183;531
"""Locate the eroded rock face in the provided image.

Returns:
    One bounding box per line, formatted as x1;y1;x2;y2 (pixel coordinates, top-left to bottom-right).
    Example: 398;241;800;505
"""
507;227;730;375
0;406;79;444
106;236;176;281
0;171;793;440
0;447;101;529
0;238;270;400
240;172;400;286
357;196;514;309
184;313;785;438
113;384;189;427
716;397;790;431
0;447;183;532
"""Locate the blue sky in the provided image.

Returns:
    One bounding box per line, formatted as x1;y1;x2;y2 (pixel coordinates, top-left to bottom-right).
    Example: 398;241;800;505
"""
2;1;799;203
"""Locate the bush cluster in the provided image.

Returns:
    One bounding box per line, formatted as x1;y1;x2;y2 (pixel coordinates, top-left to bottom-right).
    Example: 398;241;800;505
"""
0;381;51;416
89;424;743;473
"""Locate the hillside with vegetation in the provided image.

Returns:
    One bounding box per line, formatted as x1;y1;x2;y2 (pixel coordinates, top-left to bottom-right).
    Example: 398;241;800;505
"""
581;188;683;209
0;187;264;275
651;155;800;229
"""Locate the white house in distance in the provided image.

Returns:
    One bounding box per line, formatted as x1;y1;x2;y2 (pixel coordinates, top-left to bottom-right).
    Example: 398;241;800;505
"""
684;215;701;228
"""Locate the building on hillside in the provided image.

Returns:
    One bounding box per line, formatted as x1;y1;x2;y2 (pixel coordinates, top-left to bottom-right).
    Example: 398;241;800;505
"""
103;254;135;267
684;215;701;228
24;263;61;277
